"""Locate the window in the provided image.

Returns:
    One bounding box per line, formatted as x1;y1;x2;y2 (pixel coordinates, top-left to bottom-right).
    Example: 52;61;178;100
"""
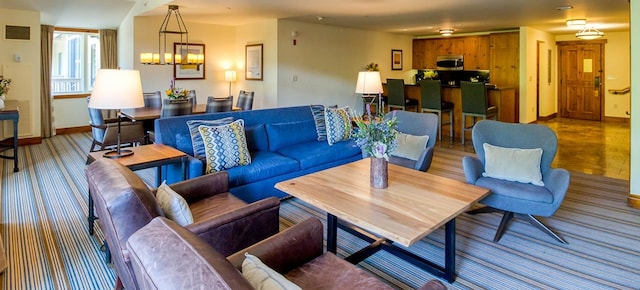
51;30;100;94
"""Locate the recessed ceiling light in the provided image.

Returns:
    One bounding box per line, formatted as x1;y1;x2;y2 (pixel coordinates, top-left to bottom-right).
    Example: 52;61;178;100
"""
317;16;324;21
439;29;454;36
566;19;587;28
556;5;574;11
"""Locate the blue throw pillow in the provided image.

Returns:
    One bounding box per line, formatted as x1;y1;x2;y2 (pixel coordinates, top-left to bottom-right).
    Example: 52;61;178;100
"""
186;117;234;159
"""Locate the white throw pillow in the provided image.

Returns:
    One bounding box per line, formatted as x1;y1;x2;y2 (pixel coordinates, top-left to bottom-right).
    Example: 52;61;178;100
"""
155;181;194;226
482;143;544;186
241;253;301;290
391;132;429;161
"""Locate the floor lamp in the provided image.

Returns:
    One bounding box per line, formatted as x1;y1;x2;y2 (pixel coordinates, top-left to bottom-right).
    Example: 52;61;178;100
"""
88;69;145;158
355;71;383;117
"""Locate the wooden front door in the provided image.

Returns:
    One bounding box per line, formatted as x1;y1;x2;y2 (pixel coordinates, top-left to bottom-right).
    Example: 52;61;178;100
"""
557;41;606;120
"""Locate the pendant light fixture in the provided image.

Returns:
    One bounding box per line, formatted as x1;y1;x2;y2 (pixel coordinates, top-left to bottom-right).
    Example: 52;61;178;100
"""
576;26;604;40
140;5;204;65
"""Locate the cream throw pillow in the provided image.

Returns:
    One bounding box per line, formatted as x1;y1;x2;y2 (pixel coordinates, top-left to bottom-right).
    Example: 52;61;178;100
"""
391;132;429;161
156;181;194;226
482;143;544;186
241;253;301;290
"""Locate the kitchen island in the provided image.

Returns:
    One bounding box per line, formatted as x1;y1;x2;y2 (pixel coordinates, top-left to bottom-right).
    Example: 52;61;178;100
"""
382;83;518;141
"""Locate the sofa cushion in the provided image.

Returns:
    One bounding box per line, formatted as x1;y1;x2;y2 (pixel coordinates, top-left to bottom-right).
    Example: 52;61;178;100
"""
277;140;360;170
226;151;300;187
324;106;352;145
266;120;317;152
310;105;336;141
186;117;235;159
175;133;195;155
285;252;393;290
156;181;194;226
242;253;302;290
245;124;269;152
199;119;252;174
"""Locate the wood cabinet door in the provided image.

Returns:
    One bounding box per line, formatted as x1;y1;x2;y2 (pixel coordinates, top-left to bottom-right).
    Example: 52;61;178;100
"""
557;41;605;121
412;39;427;69
489;32;519;87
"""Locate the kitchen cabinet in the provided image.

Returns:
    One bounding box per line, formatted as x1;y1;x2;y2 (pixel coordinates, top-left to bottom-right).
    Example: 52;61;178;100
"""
489;32;519;87
412;35;490;70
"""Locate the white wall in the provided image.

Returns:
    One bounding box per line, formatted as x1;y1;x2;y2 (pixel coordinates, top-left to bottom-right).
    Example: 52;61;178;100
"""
133;16;236;105
519;27;557;123
555;31;631;119
276;20;414;111
0;9;41;138
234;20;279;109
630;1;639;199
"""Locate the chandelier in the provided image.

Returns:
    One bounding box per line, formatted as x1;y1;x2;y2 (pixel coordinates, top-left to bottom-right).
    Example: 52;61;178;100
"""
576;26;604;40
140;5;204;65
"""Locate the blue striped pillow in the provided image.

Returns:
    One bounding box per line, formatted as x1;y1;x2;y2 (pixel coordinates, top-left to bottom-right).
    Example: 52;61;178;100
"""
310;104;337;141
186;117;234;159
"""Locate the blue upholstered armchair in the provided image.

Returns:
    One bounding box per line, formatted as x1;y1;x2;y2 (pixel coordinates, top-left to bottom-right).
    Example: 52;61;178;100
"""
386;110;439;172
462;120;571;244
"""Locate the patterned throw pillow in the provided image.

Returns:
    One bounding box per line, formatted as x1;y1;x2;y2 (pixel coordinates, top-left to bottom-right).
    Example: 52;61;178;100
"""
186;117;234;159
310;104;337;141
198;119;251;174
324;106;352;145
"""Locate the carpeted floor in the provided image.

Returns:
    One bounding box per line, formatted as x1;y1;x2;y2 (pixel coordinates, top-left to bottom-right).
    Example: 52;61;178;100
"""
1;133;639;289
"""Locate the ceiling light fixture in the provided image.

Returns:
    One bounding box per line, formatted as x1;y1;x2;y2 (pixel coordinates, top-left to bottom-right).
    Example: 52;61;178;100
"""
140;5;204;65
439;29;454;36
556;5;574;11
576;26;604;40
566;19;587;28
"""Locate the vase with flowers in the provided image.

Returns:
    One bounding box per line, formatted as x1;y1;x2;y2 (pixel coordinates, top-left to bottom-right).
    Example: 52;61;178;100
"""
165;78;190;102
365;62;379;72
0;77;11;109
351;104;398;188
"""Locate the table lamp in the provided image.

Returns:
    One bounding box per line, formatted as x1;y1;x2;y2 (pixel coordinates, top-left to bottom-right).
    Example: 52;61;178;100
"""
355;71;383;116
88;69;145;158
225;70;237;97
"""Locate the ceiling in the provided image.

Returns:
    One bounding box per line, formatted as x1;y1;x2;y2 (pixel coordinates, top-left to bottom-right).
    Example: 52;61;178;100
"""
0;0;630;37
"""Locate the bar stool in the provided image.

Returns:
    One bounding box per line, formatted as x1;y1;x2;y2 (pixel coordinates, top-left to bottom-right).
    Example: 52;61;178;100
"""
460;81;497;145
386;79;419;112
420;80;453;141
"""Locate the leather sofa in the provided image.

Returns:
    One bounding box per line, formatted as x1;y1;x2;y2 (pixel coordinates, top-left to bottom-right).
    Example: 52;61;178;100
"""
127;216;448;290
154;105;362;203
85;158;280;290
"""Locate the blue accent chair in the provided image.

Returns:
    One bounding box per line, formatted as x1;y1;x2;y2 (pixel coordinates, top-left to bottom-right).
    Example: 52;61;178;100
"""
462;120;571;244
385;110;439;172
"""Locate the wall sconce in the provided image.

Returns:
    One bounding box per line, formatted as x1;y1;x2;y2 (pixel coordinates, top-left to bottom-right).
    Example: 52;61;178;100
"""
439;29;454;37
225;70;237;97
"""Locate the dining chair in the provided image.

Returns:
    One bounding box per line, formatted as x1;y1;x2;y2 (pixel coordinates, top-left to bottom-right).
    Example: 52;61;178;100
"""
236;90;255;110
206;96;232;113
420;80;453;141
160;98;194;118
460;81;497;145
187;90;197;106
386;79;419;112
86;97;145;154
143;91;162;108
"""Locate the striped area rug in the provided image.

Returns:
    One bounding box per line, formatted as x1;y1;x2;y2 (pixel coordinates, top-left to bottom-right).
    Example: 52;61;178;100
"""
0;133;638;289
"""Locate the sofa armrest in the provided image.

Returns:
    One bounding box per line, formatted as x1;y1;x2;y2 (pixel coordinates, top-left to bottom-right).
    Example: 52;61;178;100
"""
169;171;229;203
227;217;324;274
187;197;280;257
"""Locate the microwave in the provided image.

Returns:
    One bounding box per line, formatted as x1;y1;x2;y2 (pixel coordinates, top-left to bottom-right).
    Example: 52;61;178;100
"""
436;55;464;71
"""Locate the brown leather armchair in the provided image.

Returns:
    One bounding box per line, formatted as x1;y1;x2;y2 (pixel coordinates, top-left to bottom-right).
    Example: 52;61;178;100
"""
85;158;280;290
126;216;448;290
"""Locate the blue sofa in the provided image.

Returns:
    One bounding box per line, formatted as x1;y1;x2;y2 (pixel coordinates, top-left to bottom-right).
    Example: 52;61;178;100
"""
154;106;362;203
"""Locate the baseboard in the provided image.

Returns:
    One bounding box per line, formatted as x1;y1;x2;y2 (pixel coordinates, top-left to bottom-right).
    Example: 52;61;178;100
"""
603;116;630;123
628;194;640;209
56;126;91;135
19;137;41;146
536;113;557;121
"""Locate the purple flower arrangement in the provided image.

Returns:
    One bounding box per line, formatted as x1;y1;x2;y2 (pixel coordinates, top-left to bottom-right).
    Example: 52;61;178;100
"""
351;104;398;160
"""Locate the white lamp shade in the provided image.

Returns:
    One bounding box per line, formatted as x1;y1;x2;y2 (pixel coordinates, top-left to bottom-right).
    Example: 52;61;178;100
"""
225;70;237;82
89;69;145;109
355;71;383;94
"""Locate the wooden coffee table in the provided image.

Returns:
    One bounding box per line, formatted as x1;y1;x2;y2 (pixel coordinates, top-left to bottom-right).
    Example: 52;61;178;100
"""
275;159;490;282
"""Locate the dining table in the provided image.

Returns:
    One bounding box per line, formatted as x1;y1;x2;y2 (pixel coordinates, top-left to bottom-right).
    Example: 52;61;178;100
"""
120;103;241;121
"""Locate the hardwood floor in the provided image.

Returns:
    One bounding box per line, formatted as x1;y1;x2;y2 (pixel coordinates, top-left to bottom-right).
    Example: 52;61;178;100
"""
434;117;631;181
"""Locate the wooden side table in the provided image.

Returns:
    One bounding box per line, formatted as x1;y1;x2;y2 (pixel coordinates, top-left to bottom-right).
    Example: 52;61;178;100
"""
86;144;188;236
0;101;19;172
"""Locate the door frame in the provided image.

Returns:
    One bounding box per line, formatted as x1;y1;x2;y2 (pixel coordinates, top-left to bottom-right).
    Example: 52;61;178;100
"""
556;39;607;121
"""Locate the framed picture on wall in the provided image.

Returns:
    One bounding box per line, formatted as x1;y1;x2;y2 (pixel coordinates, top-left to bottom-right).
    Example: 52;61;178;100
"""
245;44;263;80
391;49;403;70
173;43;205;80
